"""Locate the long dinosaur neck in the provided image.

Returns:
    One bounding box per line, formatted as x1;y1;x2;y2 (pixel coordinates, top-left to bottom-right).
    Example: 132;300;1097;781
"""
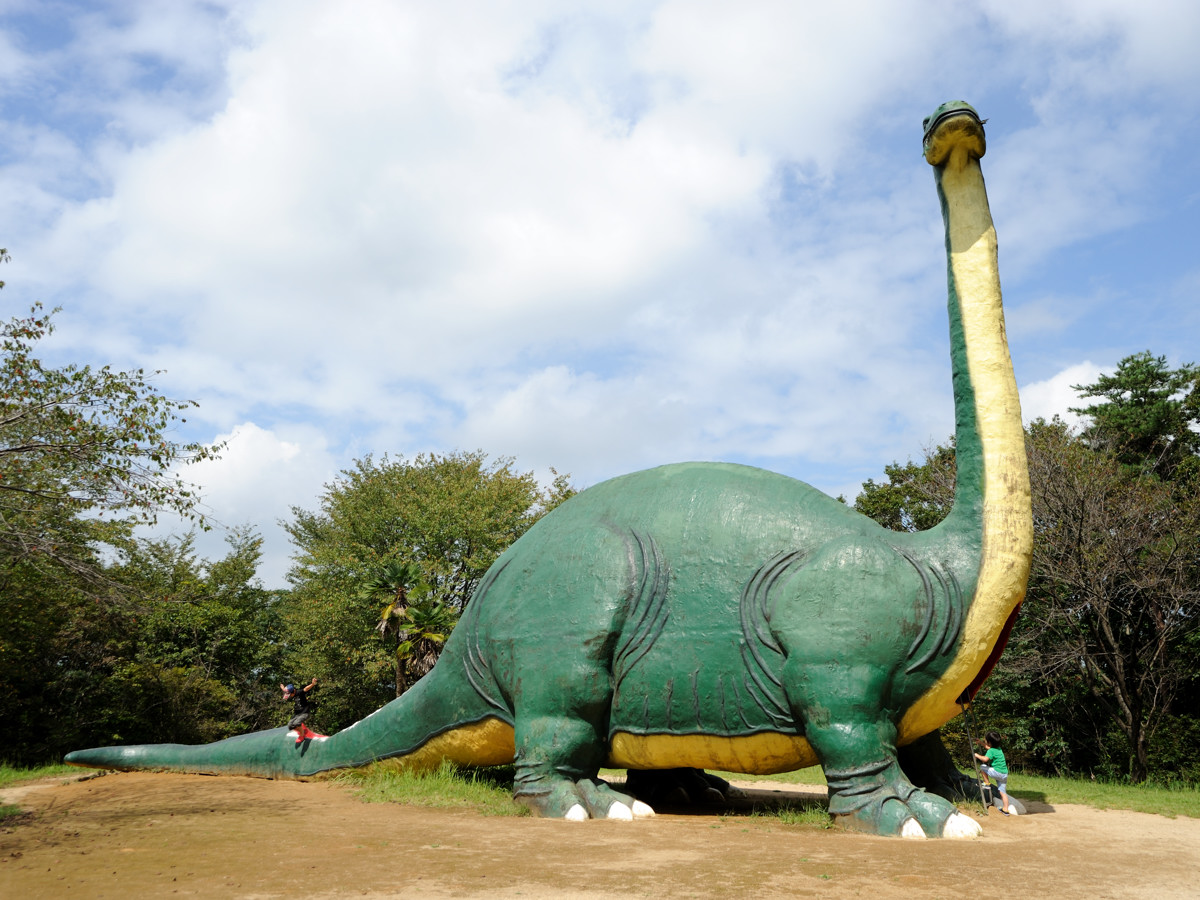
898;130;1033;739
938;143;1028;544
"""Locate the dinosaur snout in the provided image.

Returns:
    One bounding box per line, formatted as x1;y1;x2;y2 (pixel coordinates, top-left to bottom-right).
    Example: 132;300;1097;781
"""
923;101;986;166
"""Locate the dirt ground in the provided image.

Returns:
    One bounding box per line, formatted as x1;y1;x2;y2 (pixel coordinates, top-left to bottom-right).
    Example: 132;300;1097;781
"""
2;771;1197;899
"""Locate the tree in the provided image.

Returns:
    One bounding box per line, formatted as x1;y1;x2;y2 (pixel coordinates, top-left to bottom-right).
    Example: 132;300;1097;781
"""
362;559;456;696
281;451;574;727
1;300;222;585
1021;418;1200;781
0;255;240;763
1071;351;1200;479
1;529;282;764
853;441;956;532
101;529;286;741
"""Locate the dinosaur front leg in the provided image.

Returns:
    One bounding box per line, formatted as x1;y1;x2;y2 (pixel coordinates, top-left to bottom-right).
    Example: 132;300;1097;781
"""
788;662;980;839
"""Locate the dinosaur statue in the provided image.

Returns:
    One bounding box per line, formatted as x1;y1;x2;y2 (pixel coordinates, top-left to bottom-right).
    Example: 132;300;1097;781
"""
66;101;1031;839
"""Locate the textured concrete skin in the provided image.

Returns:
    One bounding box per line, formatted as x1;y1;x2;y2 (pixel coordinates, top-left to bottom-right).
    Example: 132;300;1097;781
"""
68;102;1031;839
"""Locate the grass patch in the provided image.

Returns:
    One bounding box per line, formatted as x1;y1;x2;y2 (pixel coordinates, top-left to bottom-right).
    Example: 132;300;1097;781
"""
723;768;831;829
748;800;832;829
1003;771;1200;819
0;763;79;789
712;767;832;829
336;761;529;816
0;763;81;825
0;803;26;822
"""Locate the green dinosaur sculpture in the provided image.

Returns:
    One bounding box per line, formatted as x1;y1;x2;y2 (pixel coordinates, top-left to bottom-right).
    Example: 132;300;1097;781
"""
66;101;1031;839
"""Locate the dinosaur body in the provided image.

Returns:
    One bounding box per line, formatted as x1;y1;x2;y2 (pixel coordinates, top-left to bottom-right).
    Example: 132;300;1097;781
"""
66;102;1031;839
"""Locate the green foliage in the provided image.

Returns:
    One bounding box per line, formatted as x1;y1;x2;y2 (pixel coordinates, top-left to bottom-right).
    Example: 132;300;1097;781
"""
853;442;955;532
1145;715;1200;784
0;301;222;585
97;530;285;740
0;263;289;763
1;530;282;764
361;559;456;696
1018;416;1200;782
1071;351;1200;478
281;451;574;728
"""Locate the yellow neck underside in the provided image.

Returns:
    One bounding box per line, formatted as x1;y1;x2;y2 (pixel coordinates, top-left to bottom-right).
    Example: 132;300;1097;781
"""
896;156;1032;742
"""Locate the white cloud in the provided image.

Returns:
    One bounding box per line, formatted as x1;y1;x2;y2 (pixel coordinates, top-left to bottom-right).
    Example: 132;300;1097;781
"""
151;422;339;586
982;0;1200;95
0;23;30;81
990;115;1151;276
1020;362;1103;428
24;1;962;424
4;1;1197;586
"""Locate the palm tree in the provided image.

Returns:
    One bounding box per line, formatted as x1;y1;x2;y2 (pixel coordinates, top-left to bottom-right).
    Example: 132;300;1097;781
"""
361;560;456;696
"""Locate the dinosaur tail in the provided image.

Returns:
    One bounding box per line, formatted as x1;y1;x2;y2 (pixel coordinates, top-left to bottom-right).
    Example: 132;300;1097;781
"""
64;653;516;779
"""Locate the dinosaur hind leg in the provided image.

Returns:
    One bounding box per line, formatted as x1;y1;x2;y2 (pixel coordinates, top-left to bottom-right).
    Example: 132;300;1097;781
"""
509;679;653;821
787;661;980;839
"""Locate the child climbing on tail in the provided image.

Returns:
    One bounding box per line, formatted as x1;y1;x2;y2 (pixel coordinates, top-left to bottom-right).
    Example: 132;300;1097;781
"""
974;730;1011;815
281;677;321;744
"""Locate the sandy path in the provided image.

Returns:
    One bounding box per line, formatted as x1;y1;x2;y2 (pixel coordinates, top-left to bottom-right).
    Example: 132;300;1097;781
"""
2;772;1197;898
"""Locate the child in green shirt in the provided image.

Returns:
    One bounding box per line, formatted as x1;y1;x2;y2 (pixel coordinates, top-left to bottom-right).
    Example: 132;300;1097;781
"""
974;731;1011;815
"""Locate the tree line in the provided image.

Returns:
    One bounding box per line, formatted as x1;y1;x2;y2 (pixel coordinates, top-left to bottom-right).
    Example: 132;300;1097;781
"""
3;259;1197;782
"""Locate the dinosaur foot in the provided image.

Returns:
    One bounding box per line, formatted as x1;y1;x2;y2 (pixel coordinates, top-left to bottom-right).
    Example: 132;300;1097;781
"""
516;776;655;821
835;809;977;839
624;768;740;807
827;761;982;839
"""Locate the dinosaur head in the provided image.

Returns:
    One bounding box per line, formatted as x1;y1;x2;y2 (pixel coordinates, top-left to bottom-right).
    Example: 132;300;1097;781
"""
923;101;986;166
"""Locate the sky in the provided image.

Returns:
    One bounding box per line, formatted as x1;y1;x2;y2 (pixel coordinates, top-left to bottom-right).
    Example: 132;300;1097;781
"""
2;0;1198;588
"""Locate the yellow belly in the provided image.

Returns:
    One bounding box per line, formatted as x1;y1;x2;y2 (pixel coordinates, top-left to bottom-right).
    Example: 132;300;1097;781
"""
607;731;819;774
